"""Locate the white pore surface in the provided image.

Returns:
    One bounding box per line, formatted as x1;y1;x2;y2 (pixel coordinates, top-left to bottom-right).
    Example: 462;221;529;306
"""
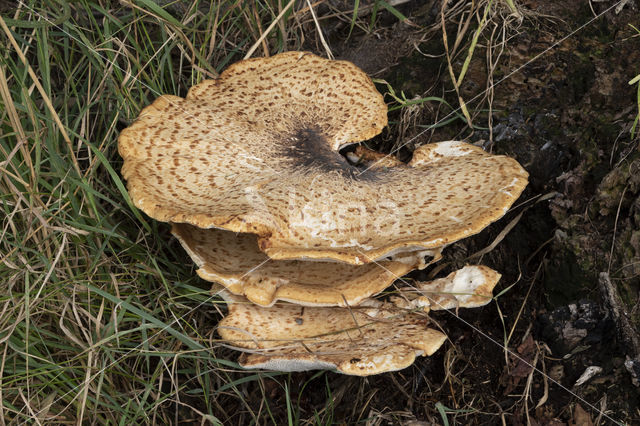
432;140;475;157
243;357;337;372
445;266;487;303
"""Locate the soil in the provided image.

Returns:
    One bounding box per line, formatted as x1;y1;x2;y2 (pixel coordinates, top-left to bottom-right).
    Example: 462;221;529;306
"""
231;1;640;424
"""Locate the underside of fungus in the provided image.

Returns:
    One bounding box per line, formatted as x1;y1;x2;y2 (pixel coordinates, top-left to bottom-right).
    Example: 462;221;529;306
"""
118;51;529;265
217;265;501;375
172;223;435;307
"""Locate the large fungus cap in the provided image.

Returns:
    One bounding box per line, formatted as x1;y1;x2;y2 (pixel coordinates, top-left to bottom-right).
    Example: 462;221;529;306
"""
119;51;528;265
217;292;446;376
172;223;430;307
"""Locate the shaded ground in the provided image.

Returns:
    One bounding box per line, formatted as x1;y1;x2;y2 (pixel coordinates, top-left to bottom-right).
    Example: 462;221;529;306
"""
225;1;640;424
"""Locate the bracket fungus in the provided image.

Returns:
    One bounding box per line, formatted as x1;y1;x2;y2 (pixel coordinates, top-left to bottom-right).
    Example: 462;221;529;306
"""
216;265;501;375
118;51;529;375
216;291;447;376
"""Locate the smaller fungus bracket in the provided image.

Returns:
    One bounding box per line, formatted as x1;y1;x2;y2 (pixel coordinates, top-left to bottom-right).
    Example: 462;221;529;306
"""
216;264;501;375
391;265;502;311
172;223;422;307
217;291;447;376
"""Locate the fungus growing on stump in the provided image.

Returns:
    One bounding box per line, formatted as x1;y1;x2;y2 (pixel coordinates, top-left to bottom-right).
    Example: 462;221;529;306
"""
391;265;502;310
118;51;529;376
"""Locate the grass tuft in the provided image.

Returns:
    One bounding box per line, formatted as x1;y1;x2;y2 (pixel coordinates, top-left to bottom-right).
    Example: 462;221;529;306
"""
0;1;316;422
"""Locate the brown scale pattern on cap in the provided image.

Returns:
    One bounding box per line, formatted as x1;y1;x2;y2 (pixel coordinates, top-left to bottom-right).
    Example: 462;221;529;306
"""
172;223;420;307
118;52;528;265
258;141;528;264
217;292;447;376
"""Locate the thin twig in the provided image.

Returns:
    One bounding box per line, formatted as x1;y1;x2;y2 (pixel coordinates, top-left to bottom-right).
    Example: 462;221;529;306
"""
244;0;296;59
305;0;334;59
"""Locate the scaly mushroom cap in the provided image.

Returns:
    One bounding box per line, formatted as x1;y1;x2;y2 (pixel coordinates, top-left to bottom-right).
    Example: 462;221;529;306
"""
172;223;433;307
217;292;446;376
119;51;528;265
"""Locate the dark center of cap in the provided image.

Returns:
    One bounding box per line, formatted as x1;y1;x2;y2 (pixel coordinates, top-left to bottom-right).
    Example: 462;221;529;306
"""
283;126;383;181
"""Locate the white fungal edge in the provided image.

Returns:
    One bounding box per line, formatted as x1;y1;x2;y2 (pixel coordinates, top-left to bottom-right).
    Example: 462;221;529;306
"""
171;227;206;269
418;265;496;310
446;265;489;303
430;140;476;157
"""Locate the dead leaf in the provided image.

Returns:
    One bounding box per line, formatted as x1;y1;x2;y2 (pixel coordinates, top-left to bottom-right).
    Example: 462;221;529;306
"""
569;404;593;426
